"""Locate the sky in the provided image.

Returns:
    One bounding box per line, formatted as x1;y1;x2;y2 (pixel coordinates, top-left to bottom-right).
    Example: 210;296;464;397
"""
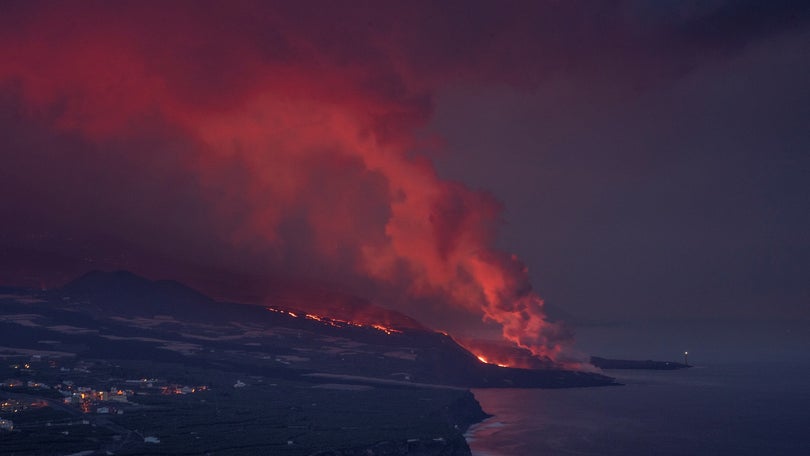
1;1;808;359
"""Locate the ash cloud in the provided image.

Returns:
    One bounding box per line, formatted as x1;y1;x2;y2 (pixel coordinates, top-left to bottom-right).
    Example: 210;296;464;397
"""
1;1;805;359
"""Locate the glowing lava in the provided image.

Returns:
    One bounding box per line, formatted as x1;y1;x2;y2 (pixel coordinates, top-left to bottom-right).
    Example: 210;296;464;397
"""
456;337;560;370
266;306;402;335
474;354;509;368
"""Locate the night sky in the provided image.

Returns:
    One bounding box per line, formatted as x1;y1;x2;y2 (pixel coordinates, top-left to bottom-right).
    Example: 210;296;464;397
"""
1;1;808;359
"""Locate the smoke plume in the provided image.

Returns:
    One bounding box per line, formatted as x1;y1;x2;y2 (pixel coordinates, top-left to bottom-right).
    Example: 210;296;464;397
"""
4;2;803;361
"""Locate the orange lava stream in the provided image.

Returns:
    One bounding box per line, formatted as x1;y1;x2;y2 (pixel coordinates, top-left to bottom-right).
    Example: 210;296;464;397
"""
266;306;402;335
474;354;509;368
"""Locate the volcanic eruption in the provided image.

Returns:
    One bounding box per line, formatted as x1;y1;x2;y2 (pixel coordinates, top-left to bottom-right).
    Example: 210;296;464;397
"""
0;1;575;368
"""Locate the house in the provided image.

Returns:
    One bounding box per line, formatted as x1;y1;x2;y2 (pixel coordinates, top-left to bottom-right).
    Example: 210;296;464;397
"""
1;379;23;388
0;418;13;431
1;399;22;412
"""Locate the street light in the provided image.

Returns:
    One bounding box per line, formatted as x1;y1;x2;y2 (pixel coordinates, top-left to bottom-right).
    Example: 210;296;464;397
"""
684;351;689;365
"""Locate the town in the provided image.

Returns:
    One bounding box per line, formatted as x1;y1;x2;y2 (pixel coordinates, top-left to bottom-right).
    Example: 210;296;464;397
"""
0;354;217;451
0;346;484;456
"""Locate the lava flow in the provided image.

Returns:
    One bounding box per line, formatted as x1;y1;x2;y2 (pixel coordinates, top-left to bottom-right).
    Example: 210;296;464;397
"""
455;337;559;370
474;355;509;368
268;304;565;370
266;306;402;335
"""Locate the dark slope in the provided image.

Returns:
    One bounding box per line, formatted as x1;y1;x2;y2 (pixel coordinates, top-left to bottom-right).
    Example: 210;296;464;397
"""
19;270;617;388
59;270;216;317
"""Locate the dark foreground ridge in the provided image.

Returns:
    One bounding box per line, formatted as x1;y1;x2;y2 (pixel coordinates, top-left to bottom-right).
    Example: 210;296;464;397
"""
0;270;613;455
591;356;692;370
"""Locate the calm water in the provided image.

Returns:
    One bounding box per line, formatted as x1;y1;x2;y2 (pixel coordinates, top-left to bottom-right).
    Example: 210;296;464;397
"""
467;362;810;456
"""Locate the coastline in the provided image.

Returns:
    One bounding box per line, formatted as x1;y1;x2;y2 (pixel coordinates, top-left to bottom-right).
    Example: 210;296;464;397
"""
311;389;490;456
464;416;502;456
463;363;810;456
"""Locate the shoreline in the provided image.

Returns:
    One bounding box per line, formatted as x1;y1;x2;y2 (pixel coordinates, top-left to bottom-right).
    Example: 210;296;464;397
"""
463;415;502;456
462;389;506;456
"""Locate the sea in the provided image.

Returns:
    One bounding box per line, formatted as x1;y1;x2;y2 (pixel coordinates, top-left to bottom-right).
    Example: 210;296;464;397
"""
466;362;810;456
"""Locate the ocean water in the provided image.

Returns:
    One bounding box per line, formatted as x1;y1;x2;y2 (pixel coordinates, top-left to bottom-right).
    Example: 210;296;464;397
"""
467;362;810;456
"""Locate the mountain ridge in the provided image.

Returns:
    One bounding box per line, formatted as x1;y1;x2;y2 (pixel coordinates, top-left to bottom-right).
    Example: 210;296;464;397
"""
1;269;619;388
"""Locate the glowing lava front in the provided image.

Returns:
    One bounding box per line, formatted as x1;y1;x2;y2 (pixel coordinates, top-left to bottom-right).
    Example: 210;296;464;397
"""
456;337;560;370
475;354;509;368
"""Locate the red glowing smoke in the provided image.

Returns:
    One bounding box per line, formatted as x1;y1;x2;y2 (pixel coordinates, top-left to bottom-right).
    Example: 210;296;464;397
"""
0;2;573;360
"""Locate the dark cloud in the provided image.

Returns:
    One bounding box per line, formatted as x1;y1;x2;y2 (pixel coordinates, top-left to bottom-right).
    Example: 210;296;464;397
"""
430;22;810;324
